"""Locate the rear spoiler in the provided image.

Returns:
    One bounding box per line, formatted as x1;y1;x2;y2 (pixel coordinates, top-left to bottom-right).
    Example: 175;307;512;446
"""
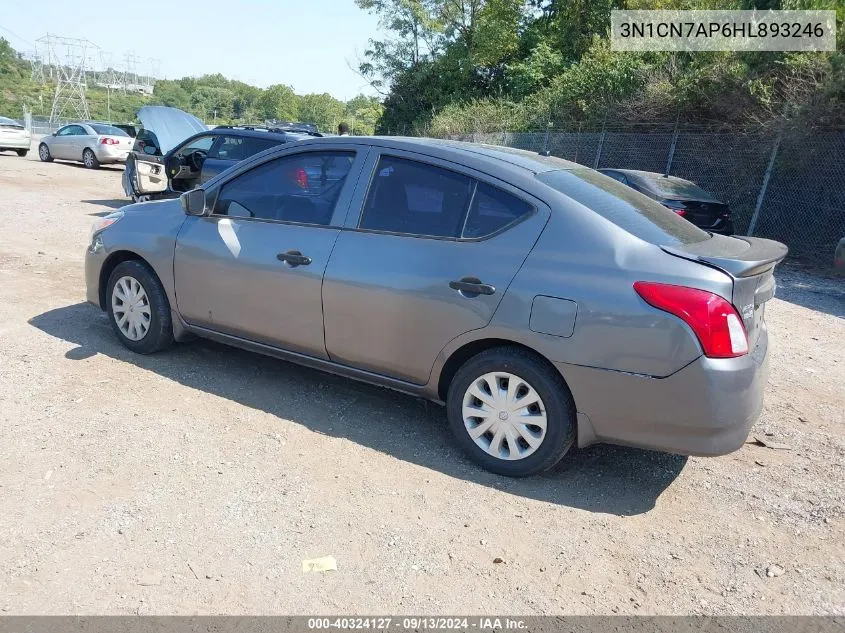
661;236;788;278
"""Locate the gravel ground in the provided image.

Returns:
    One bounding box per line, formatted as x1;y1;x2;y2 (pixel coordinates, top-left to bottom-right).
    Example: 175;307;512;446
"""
0;153;842;615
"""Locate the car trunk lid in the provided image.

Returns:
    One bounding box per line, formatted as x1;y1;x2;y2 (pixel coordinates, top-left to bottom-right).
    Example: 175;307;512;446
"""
97;135;134;150
0;123;29;140
661;234;788;344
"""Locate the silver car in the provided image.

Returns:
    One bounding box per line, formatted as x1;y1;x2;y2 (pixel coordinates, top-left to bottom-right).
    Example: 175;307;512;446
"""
85;137;787;476
0;116;32;156
39;122;134;168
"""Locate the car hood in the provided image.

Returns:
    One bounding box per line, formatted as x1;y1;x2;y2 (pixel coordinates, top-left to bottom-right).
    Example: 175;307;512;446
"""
137;106;207;154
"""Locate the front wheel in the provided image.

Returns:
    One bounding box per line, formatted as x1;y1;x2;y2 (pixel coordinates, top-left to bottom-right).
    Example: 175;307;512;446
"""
83;148;100;169
16;149;28;157
446;347;576;477
106;260;174;354
38;143;53;162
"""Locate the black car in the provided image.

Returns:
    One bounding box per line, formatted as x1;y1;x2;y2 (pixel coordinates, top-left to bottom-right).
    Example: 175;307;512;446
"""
598;169;734;235
123;106;320;201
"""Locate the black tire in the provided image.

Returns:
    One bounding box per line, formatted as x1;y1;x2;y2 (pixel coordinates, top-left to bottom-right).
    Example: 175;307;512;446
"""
16;149;28;157
446;346;576;477
38;143;53;162
83;148;100;169
106;260;174;354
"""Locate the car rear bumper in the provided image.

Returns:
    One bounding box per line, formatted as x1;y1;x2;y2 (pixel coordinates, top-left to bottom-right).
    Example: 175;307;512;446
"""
0;137;31;150
94;145;130;163
560;322;769;456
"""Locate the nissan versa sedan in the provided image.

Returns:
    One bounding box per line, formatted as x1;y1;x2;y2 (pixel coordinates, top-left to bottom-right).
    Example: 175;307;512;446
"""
39;122;133;168
85;137;787;476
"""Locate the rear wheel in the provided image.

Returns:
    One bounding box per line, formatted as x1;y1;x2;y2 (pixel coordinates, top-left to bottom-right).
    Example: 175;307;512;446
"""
16;149;28;157
83;148;100;169
446;347;576;477
106;260;174;354
38;143;52;162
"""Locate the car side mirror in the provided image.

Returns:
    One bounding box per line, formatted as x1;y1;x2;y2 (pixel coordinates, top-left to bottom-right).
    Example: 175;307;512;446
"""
181;188;209;216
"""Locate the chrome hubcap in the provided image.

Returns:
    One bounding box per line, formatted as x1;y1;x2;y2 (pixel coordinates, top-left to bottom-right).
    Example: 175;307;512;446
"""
84;151;93;166
39;146;48;159
462;372;548;461
111;276;151;341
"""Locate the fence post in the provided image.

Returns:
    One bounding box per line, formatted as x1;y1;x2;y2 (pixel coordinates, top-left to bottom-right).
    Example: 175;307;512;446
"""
665;115;680;175
573;122;583;163
747;134;782;237
541;121;552;156
593;113;608;169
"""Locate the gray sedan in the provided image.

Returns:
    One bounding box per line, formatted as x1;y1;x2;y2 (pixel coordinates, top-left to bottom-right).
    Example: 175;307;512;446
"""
39;123;134;168
84;137;787;476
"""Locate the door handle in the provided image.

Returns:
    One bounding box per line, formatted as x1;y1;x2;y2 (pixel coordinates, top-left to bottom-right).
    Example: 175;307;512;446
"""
276;250;312;267
449;277;496;296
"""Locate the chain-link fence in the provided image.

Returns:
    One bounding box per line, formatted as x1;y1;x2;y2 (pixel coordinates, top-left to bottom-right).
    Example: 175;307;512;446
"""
447;123;845;264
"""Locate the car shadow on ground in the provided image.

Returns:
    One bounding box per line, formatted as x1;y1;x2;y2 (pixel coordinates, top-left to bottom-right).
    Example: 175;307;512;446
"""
29;302;688;516
82;199;129;211
775;264;845;319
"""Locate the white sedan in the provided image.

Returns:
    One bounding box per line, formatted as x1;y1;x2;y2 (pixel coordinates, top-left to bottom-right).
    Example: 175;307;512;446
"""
38;122;134;168
0;116;31;157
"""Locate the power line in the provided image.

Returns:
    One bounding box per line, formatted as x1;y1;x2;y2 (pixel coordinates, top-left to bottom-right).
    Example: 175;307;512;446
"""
0;22;33;47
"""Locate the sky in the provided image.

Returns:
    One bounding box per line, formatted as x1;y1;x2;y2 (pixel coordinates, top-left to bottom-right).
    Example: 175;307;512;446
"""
0;0;383;100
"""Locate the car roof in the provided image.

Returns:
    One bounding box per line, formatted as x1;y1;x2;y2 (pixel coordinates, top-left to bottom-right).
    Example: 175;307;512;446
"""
207;127;312;142
296;136;580;175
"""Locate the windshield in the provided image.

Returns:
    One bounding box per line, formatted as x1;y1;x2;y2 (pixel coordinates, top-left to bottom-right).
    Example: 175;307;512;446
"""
90;124;130;136
537;168;710;246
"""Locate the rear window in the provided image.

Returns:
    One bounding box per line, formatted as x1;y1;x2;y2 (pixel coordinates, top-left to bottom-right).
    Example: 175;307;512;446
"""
537;168;709;246
90;124;130;137
0;116;23;129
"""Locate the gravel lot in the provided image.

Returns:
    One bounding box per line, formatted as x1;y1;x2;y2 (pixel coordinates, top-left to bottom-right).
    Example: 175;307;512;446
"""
0;152;842;616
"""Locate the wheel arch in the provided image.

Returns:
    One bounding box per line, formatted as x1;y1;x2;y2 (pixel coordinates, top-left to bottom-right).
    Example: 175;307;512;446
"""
435;337;572;404
98;250;155;310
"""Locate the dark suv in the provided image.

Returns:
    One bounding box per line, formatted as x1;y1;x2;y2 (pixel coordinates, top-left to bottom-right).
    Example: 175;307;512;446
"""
123;106;320;201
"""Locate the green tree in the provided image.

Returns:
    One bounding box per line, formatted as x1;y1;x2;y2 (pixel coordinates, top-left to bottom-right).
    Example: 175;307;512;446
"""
259;84;299;121
297;92;346;132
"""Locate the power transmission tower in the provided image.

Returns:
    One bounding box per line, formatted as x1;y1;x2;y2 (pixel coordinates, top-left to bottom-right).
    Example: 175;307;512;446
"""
37;34;99;123
27;47;46;84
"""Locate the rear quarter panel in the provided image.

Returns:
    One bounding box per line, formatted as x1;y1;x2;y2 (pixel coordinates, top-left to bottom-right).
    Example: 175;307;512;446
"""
430;188;736;383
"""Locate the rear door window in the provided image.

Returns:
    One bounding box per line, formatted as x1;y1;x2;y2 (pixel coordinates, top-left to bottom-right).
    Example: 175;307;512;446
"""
537;168;709;245
359;156;474;238
462;182;533;239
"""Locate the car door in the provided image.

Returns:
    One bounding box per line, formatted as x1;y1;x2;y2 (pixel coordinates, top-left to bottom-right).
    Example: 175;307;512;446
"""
128;134;217;198
74;124;97;160
321;150;550;385
173;145;366;357
50;125;81;159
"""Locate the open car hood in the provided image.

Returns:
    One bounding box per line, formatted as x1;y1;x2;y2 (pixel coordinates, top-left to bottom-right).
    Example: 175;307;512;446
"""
136;106;207;154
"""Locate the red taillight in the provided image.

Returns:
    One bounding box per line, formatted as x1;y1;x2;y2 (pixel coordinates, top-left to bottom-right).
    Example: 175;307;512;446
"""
662;203;686;216
633;282;749;358
295;167;308;188
100;137;119;145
